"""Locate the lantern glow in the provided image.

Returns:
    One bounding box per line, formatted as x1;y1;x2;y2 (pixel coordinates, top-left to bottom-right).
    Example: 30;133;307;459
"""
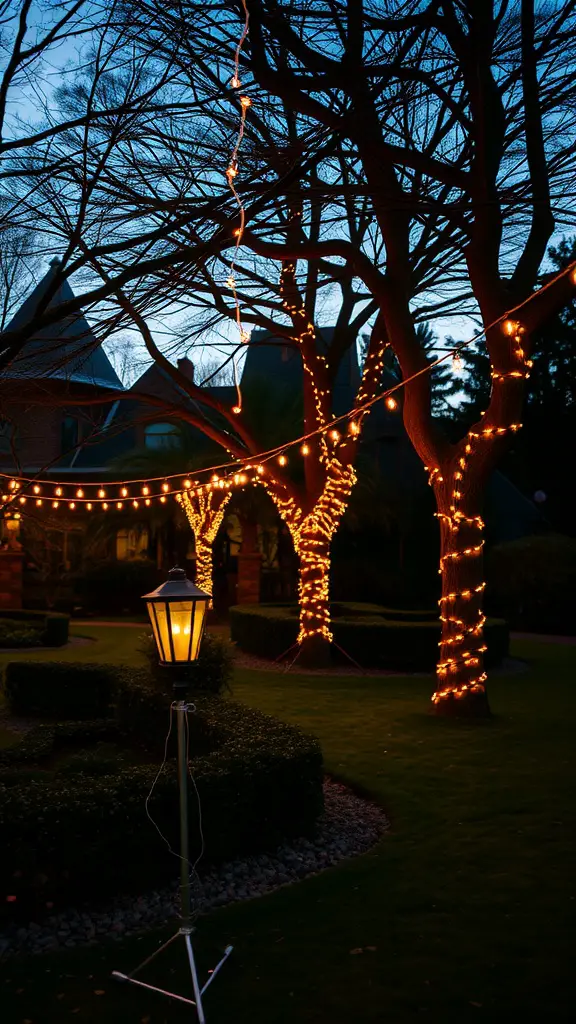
143;567;210;665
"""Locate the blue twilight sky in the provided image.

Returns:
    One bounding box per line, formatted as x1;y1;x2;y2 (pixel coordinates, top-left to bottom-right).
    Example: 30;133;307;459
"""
2;2;570;393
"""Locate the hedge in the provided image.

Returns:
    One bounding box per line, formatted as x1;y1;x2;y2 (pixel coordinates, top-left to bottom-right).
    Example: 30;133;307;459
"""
3;661;116;719
0;608;69;647
0;671;323;918
229;602;509;671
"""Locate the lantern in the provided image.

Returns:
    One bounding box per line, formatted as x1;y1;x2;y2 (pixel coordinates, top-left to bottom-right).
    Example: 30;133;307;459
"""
143;567;210;665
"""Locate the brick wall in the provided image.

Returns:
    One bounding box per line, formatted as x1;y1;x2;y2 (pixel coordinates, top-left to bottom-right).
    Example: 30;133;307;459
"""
0;550;24;608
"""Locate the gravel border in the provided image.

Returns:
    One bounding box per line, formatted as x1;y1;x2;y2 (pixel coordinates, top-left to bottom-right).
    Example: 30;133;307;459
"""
0;778;388;959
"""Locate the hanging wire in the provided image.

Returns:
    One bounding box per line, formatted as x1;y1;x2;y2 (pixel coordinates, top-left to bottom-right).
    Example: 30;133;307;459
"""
2;254;575;506
226;0;252;414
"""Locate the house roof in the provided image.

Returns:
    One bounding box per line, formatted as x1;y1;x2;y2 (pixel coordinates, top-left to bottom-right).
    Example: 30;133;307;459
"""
3;258;123;391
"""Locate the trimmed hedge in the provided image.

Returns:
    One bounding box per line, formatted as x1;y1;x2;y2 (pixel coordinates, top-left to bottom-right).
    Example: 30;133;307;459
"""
229;602;509;671
0;619;43;648
3;627;235;721
3;661;116;719
0;608;69;647
0;670;323;916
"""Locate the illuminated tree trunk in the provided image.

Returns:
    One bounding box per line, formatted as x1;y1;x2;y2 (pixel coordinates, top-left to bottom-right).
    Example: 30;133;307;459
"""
180;486;232;597
294;525;332;662
265;456;356;666
432;475;490;717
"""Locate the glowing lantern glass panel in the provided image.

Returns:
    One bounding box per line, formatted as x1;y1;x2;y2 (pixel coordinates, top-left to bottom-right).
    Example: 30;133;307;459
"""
143;567;210;665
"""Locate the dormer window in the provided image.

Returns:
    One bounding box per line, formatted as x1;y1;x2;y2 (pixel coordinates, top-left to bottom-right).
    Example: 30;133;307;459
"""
144;422;181;450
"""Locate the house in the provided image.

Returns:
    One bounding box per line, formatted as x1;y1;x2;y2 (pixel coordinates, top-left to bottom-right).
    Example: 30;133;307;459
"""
0;260;546;611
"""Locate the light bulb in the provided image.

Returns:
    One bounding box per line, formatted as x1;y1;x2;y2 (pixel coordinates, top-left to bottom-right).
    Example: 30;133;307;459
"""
385;396;398;411
98;489;106;499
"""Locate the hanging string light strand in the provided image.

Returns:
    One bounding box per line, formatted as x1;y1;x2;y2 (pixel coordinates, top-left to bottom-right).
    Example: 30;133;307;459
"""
226;0;252;414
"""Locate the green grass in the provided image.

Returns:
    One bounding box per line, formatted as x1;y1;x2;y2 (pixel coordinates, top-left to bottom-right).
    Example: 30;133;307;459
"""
1;637;575;1022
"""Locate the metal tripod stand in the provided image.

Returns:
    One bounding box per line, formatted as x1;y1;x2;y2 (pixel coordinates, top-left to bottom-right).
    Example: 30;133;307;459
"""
112;686;233;1021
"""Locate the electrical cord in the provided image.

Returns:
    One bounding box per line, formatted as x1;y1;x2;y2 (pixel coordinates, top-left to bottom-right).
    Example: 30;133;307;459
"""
143;699;206;918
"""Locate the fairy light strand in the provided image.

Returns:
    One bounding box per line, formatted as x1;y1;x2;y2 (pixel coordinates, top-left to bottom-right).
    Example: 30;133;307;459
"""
430;318;531;706
226;0;251;414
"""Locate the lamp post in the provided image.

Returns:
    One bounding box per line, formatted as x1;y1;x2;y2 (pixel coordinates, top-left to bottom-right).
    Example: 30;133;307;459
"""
112;567;232;1022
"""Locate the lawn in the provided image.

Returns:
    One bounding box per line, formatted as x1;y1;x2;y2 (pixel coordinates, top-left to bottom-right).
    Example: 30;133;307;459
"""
1;635;575;1023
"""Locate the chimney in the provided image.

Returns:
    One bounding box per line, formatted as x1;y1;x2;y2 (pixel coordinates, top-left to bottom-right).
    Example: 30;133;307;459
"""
177;356;195;382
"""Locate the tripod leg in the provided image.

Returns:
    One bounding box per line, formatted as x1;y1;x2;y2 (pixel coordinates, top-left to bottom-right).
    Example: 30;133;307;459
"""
185;933;206;1024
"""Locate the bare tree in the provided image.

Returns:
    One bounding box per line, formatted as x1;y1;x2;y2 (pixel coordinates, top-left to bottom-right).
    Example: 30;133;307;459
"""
5;1;576;692
227;0;576;711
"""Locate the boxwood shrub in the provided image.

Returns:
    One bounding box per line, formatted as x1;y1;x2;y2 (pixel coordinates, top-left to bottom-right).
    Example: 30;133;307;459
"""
3;661;116;719
229;602;509;671
0;671;323;919
0;619;43;648
0;609;69;646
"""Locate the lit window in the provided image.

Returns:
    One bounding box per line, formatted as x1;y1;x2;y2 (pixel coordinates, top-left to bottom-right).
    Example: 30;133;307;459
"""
144;422;182;450
116;526;150;560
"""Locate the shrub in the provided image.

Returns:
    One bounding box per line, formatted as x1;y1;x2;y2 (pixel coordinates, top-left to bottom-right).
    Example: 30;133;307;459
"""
0;694;323;917
0;619;43;648
487;534;576;634
137;629;234;697
3;661;115;719
0;609;69;646
229;602;509;671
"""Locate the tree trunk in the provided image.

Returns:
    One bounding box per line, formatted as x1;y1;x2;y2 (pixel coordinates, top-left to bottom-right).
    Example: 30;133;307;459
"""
194;533;214;596
432;481;491;718
294;527;332;667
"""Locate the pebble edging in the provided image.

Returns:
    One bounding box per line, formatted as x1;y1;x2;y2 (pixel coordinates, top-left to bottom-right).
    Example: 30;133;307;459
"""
0;778;388;958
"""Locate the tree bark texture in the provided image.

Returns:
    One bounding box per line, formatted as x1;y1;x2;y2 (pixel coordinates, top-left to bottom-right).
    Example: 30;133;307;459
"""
180;487;232;597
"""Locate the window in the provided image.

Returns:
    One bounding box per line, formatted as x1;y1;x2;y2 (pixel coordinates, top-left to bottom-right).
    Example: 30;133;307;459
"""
116;526;150;561
144;422;181;450
61;416;79;455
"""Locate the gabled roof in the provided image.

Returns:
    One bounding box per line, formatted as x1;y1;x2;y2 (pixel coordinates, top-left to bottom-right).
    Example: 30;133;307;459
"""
3;258;123;390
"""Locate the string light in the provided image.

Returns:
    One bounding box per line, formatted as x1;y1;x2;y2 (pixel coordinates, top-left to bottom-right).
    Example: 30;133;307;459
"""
263;460;356;644
120;487;128;498
181;488;232;596
429;312;531;706
385;396;398;411
142;486;149;496
225;0;251;414
76;489;84;499
98;489;106;499
33;485;40;494
278;454;288;466
301;443;310;456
